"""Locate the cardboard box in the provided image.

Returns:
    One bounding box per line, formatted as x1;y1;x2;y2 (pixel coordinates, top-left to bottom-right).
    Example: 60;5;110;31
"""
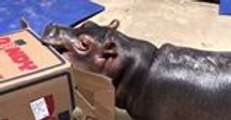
0;29;75;120
72;68;115;120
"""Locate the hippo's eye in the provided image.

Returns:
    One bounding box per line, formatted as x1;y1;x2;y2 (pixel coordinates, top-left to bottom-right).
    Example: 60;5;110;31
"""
79;39;90;50
76;34;93;51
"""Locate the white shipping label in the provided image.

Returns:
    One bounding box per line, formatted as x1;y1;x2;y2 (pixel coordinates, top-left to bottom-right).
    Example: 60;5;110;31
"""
30;97;50;120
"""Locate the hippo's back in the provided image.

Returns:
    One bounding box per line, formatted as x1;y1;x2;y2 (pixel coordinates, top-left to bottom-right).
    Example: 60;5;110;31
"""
150;44;231;90
130;44;231;120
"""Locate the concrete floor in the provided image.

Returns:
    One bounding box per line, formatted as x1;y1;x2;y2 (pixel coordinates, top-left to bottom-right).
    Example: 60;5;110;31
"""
89;0;231;119
92;0;231;51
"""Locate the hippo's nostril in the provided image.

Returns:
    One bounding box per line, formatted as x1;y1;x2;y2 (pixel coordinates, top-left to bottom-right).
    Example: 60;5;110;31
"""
43;24;59;38
50;23;56;26
103;50;117;59
49;27;58;37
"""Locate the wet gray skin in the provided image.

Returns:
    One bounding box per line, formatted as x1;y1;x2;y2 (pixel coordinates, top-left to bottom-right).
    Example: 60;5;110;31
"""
41;20;231;120
41;23;77;52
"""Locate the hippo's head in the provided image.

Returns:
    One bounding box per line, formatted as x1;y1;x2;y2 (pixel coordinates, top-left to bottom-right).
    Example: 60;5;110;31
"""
42;20;125;81
42;19;157;108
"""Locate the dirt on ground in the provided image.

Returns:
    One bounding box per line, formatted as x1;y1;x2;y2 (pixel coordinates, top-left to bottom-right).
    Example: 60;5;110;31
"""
92;0;231;51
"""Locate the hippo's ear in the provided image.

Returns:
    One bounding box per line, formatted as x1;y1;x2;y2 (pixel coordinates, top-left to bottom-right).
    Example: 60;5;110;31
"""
20;17;30;29
107;19;120;30
102;41;118;58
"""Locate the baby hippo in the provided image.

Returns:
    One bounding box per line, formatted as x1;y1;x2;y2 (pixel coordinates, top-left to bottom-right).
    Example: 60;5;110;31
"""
42;20;231;120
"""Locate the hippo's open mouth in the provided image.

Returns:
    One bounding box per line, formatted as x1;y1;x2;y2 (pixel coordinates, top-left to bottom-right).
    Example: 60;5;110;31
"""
101;53;120;76
101;50;118;73
101;56;115;72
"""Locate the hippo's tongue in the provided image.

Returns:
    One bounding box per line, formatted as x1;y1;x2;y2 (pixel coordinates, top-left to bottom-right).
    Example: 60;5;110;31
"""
103;57;113;72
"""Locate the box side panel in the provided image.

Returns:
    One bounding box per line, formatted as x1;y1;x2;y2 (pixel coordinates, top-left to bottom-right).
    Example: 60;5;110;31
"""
0;72;75;120
72;68;115;120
